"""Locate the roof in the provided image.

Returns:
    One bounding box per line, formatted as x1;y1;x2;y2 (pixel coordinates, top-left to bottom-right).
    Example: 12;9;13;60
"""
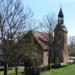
54;24;68;33
33;31;49;50
16;31;52;51
58;8;64;17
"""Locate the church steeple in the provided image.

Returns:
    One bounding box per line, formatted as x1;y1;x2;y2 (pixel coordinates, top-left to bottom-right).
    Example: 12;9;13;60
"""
58;8;64;24
54;6;69;64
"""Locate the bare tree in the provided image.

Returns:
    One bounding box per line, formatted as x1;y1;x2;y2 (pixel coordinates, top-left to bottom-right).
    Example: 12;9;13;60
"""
40;14;56;70
0;0;33;75
68;36;75;56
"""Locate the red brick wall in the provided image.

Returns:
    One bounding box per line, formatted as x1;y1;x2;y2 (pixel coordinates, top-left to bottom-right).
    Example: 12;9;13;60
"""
43;51;48;65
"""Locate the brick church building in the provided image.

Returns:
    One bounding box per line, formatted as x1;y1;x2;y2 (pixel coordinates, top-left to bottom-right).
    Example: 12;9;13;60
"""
34;8;69;65
17;8;69;65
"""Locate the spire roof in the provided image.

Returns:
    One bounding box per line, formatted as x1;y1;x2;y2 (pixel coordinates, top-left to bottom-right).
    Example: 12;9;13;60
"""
58;7;64;17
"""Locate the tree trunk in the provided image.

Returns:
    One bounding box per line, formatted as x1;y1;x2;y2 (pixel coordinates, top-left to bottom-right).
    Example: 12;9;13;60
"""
15;66;18;75
48;51;51;70
15;59;19;75
48;43;51;70
4;63;8;75
24;66;26;75
24;61;26;75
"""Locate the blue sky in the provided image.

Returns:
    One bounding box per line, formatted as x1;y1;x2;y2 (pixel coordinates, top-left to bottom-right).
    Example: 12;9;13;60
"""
21;0;75;36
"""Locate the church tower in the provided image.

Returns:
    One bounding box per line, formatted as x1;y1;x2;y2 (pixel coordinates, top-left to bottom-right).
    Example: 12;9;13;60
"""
54;8;69;64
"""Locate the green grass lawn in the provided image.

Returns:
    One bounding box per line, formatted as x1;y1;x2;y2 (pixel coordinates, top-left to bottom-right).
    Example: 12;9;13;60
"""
0;64;75;75
41;64;75;75
0;67;24;75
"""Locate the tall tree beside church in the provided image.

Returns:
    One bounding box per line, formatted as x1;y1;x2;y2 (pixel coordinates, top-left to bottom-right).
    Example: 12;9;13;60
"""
68;36;75;56
40;14;56;70
0;0;33;75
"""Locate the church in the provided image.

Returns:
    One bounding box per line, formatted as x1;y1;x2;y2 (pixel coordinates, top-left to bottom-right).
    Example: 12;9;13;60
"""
18;8;69;65
33;8;69;65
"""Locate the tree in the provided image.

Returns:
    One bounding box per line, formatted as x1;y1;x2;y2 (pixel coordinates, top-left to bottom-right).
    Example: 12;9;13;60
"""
0;0;33;75
68;36;75;56
24;43;40;75
17;30;40;75
40;14;56;70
